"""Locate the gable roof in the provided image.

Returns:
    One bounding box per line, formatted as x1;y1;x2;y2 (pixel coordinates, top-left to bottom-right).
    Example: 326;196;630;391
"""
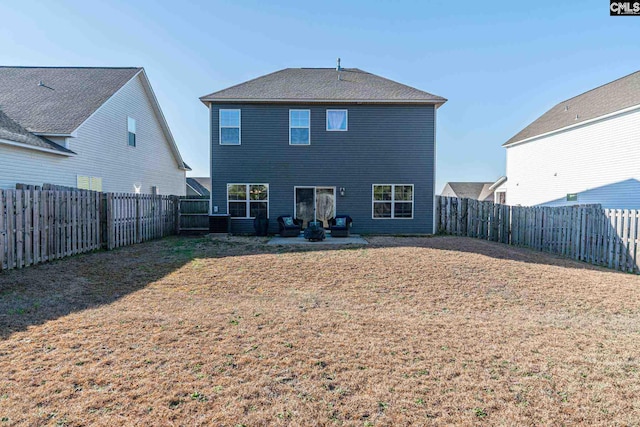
0;66;190;170
443;182;494;200
0;67;141;134
200;68;446;105
0;109;75;155
186;177;210;196
505;69;640;146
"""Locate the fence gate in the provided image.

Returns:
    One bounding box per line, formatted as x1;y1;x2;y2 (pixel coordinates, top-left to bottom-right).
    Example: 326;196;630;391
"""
178;196;210;234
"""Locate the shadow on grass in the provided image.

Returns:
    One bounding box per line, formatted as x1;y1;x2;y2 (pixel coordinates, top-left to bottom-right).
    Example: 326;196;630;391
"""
0;233;628;340
371;234;632;275
0;235;369;340
0;237;201;340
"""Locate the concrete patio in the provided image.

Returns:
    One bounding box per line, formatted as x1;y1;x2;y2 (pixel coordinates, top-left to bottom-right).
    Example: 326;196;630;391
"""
267;234;368;246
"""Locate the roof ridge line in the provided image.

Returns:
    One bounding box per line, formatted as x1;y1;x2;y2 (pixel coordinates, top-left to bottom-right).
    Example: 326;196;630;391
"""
199;68;290;100
559;69;640;106
0;66;142;70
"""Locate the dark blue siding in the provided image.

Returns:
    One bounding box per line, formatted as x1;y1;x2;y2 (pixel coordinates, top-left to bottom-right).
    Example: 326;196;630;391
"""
210;103;436;234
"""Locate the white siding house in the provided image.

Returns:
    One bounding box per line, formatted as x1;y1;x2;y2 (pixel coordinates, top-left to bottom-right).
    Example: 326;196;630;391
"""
501;70;640;209
0;67;189;195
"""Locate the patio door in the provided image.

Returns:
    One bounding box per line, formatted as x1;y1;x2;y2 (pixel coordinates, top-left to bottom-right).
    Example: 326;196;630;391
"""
295;187;335;228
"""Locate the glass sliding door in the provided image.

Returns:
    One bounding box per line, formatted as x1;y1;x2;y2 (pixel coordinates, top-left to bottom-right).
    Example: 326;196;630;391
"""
295;187;315;228
315;187;335;227
294;187;335;228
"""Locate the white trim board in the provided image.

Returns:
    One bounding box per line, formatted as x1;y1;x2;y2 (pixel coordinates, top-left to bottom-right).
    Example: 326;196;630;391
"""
202;98;446;106
0;138;75;156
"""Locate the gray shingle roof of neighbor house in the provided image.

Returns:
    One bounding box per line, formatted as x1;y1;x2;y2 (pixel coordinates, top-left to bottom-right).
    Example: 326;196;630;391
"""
200;68;447;104
443;182;494;200
0;66;191;170
186;177;210;196
505;69;640;146
0;66;141;134
0;109;75;155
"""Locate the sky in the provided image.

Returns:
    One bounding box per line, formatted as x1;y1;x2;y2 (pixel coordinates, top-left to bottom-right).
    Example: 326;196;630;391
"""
1;0;638;192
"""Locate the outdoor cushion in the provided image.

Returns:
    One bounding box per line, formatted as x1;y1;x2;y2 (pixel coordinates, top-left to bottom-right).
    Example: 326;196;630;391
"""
283;216;294;226
335;217;346;227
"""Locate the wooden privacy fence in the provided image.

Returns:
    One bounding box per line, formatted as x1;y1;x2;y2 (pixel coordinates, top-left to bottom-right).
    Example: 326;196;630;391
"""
436;196;640;274
0;189;180;271
178;196;210;233
105;193;179;250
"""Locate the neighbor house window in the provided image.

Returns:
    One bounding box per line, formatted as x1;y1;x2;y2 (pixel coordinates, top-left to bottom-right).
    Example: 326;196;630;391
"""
227;184;268;218
220;109;241;145
372;184;414;219
128;117;136;147
77;175;103;192
326;109;348;131
289;109;310;145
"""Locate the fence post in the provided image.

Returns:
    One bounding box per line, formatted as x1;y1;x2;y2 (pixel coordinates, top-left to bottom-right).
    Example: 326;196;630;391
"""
174;196;181;235
135;194;142;243
106;193;114;250
0;190;4;270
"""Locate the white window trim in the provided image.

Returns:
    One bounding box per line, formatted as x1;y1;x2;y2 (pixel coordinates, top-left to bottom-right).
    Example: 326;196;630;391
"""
219;109;241;145
226;183;269;219
326;109;348;131
371;184;414;219
127;117;136;147
289;109;311;145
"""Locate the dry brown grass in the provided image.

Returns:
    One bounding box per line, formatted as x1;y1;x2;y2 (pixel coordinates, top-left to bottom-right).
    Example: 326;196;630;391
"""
1;235;640;426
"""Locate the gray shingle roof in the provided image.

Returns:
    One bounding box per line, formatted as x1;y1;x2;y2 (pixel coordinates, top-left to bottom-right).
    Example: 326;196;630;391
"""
186;177;210;196
0;66;141;134
0;109;74;154
443;182;494;200
505;70;640;145
200;68;446;104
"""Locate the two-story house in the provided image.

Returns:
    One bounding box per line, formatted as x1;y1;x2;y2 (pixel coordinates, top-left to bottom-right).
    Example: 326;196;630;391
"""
499;69;640;209
200;65;446;234
0;66;190;195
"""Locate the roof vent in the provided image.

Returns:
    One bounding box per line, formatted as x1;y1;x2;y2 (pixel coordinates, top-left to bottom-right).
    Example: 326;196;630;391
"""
336;58;341;71
575;114;580;120
37;80;53;90
564;105;569;111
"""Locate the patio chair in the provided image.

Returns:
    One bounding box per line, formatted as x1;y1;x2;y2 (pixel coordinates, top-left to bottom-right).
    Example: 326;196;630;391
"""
277;215;302;237
329;215;352;237
303;220;325;241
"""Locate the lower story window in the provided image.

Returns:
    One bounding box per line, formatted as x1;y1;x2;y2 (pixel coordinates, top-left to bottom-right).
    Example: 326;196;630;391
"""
77;175;103;192
372;184;413;219
227;184;269;218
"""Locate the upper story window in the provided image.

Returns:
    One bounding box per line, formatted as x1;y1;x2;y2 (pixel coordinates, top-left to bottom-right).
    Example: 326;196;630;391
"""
289;109;310;145
220;109;241;145
372;184;414;219
127;117;136;147
326;109;348;131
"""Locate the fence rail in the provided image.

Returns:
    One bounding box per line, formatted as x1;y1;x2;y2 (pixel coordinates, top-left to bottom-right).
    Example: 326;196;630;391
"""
0;189;180;271
436;196;640;274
